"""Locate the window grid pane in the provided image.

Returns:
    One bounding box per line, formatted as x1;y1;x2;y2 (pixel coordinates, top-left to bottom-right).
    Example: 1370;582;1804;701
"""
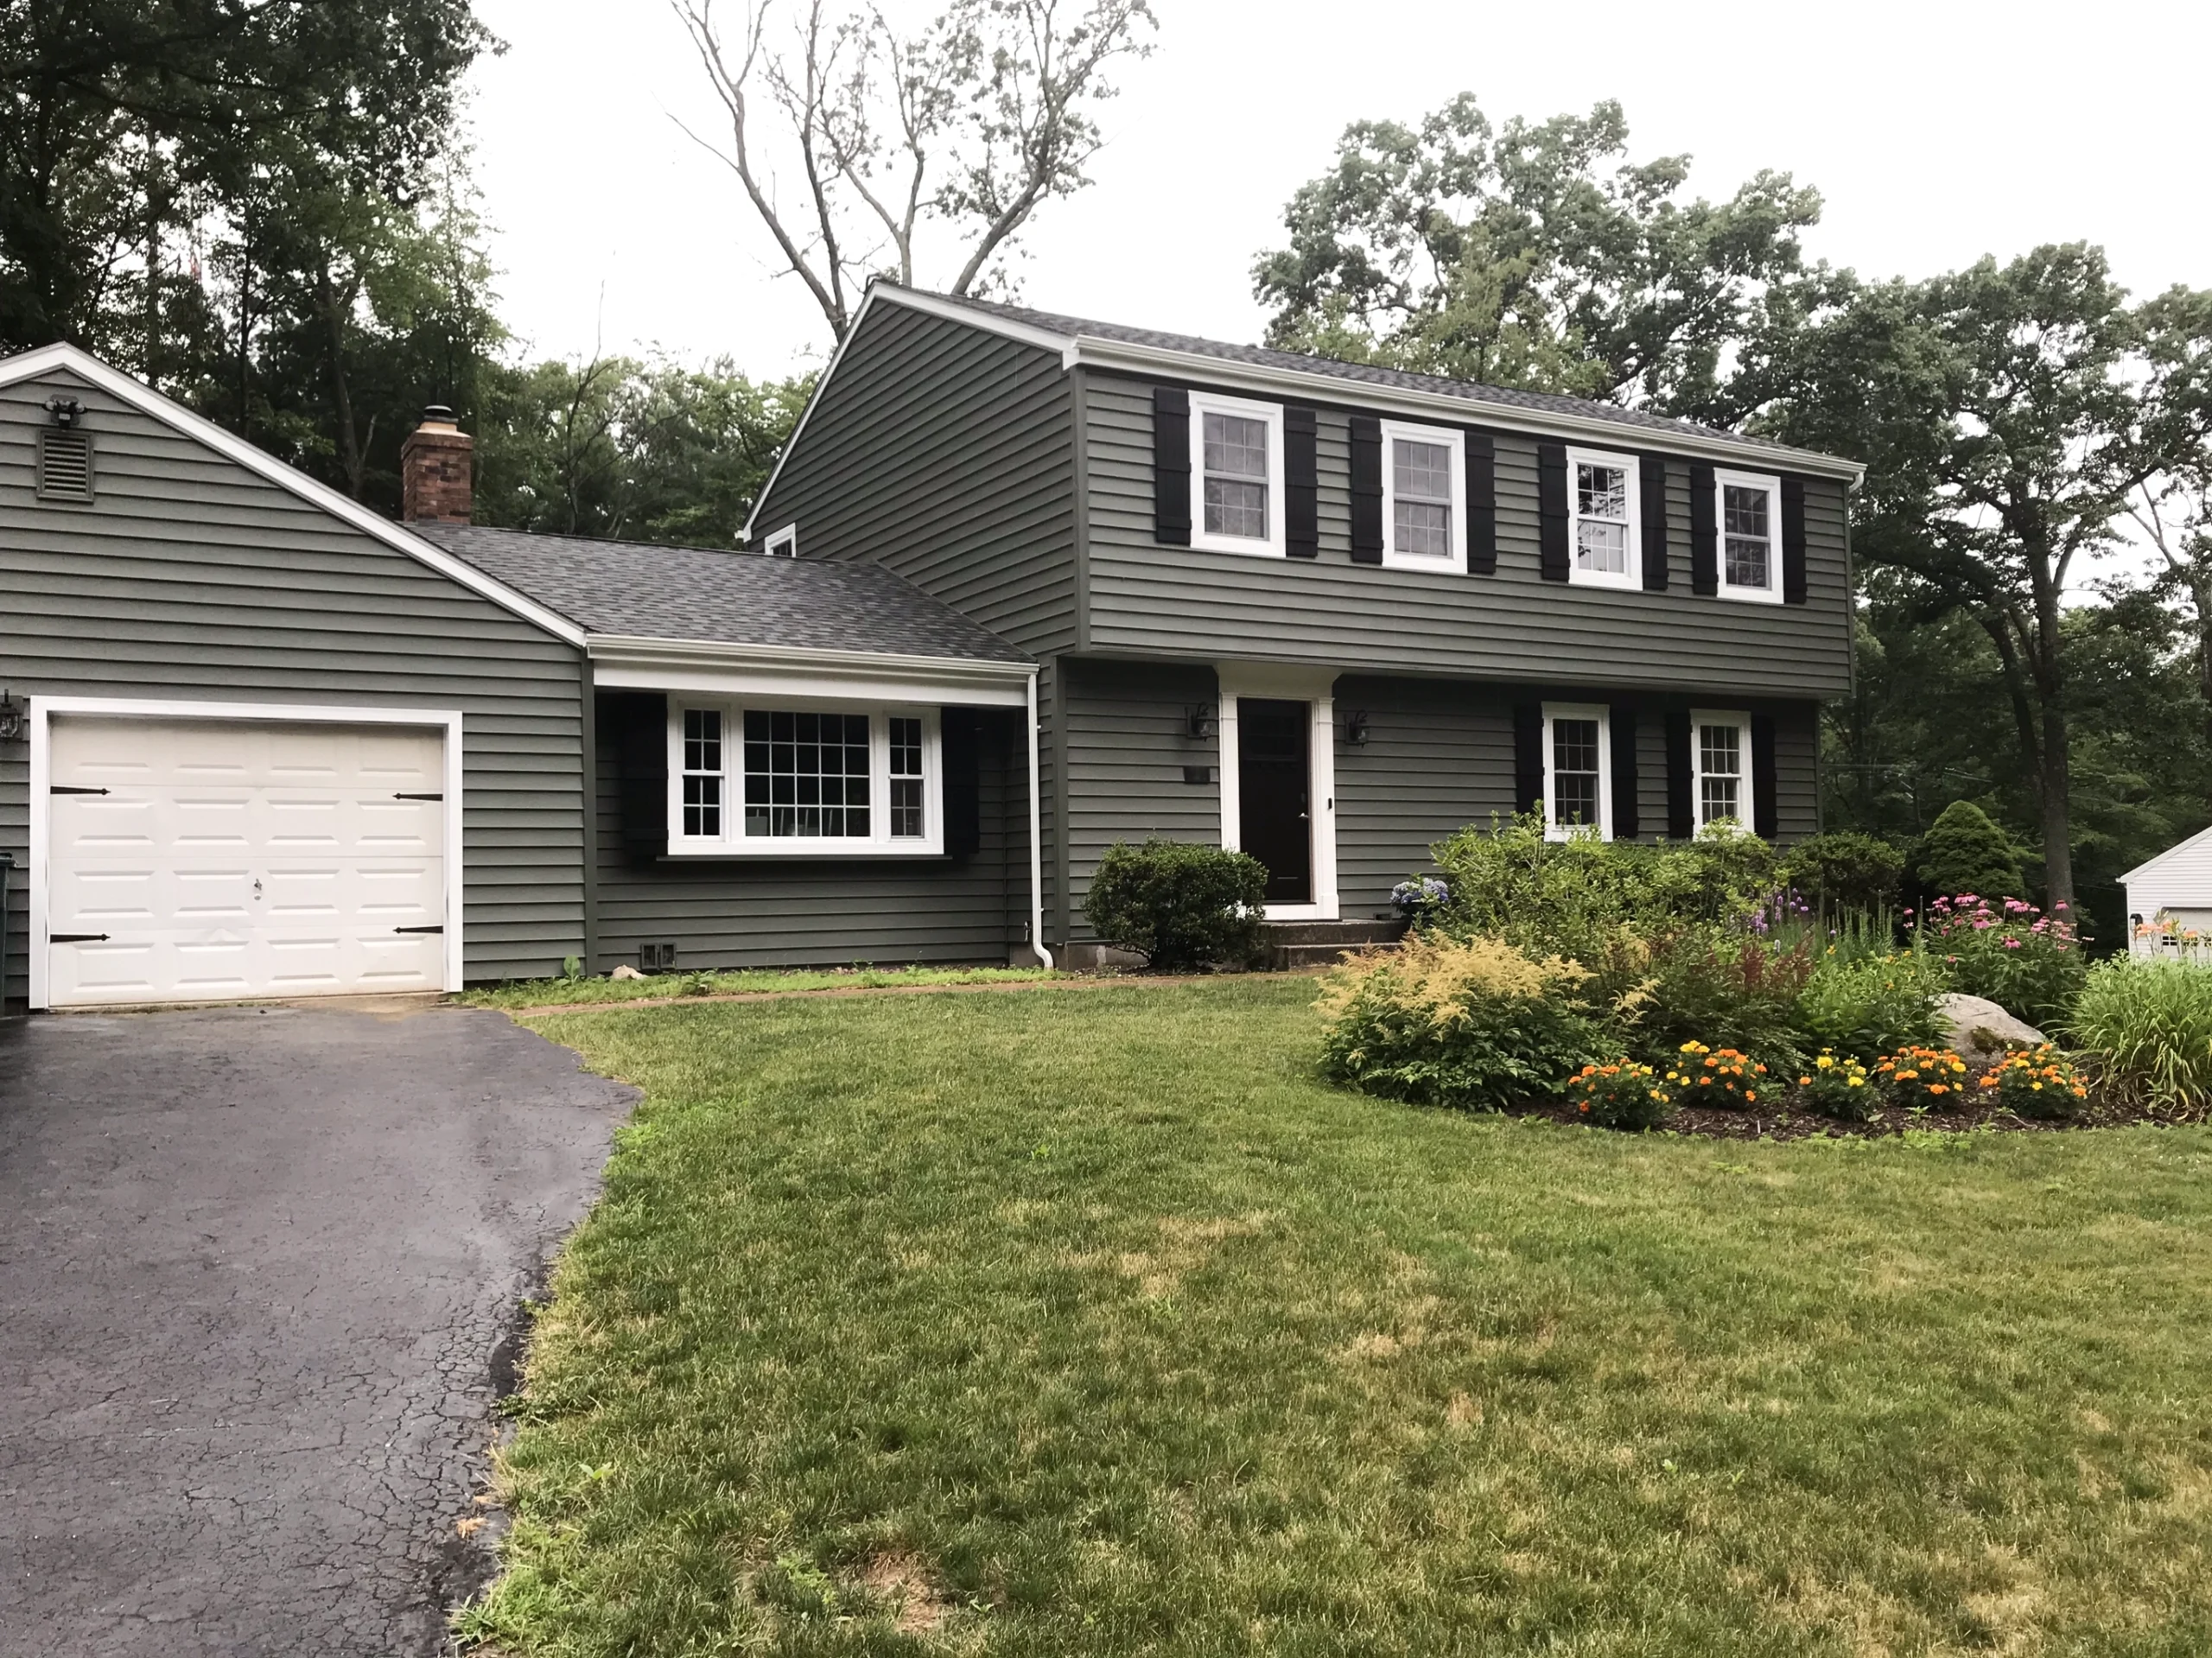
682;708;722;837
889;715;925;839
1699;723;1743;825
1724;485;1770;588
1202;411;1269;539
1575;463;1630;574
1552;718;1602;829
743;709;872;837
1701;776;1740;823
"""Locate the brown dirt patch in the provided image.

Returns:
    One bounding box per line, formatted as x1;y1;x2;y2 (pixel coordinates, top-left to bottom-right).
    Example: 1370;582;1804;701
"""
859;1551;955;1635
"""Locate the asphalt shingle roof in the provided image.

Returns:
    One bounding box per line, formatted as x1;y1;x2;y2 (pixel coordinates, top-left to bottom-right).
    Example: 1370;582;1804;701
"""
906;288;1806;455
413;523;1030;664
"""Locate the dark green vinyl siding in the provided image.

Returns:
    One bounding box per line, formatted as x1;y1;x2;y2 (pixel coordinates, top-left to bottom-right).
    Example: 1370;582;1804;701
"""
0;369;584;999
589;708;1024;969
752;302;1078;656
1333;676;1511;913
1083;372;1853;700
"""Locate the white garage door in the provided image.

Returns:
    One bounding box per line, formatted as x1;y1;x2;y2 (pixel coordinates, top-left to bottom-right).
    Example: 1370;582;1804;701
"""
46;716;448;1007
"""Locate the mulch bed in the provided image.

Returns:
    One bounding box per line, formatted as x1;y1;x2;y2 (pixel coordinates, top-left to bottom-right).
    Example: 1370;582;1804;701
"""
1505;1088;2205;1142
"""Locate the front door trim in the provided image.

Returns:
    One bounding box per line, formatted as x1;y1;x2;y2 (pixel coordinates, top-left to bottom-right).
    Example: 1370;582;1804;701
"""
27;696;465;1009
1213;662;1338;920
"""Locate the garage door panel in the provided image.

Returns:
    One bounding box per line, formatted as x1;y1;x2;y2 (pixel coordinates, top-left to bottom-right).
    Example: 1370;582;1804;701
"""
47;716;448;1007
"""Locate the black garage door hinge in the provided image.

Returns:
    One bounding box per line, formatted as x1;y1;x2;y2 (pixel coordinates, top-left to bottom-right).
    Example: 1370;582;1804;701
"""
393;791;443;800
50;932;110;943
50;785;109;796
393;924;444;934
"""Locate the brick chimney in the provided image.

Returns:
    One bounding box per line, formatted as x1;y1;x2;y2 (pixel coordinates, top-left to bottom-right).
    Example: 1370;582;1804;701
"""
400;404;473;524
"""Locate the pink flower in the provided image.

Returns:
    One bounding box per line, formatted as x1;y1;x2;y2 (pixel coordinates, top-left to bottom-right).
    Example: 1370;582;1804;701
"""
2004;938;2021;950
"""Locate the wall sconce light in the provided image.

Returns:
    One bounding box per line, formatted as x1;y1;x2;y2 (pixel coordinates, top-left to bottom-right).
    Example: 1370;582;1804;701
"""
43;396;82;429
1184;703;1217;740
0;690;23;743
1345;710;1370;746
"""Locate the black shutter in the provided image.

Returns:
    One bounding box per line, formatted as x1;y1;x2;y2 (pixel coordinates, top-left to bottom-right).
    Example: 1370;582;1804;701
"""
1350;416;1383;562
1153;386;1191;546
1609;704;1639;840
1664;708;1694;839
1689;462;1718;595
1286;406;1319;558
1512;702;1545;816
1640;456;1669;591
1751;714;1780;840
1538;441;1569;581
1465;430;1497;574
943;708;983;858
1781;475;1808;604
601;691;669;866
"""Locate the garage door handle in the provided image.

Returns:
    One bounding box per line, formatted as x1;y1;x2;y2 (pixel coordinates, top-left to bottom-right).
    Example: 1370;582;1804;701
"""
51;932;110;943
50;785;109;796
393;924;444;934
393;791;443;801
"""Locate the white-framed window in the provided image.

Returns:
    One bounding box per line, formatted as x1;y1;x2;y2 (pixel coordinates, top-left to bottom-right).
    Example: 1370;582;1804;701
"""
764;523;798;557
1567;447;1641;590
1713;470;1783;603
1189;390;1286;557
1380;419;1465;571
1690;708;1754;830
1541;702;1612;841
667;702;943;855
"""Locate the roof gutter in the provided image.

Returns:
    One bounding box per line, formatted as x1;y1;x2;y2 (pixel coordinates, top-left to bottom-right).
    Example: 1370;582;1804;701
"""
584;632;1034;682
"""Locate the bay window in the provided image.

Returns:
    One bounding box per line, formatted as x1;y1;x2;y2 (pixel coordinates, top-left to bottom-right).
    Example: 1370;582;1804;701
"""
668;702;942;854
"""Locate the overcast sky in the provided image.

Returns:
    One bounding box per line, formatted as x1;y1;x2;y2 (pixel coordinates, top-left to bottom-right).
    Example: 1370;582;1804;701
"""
468;0;2207;379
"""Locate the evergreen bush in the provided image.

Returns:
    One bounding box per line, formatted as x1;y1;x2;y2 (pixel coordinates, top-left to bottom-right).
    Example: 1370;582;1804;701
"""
1914;801;2025;902
1083;840;1268;971
1778;832;1907;915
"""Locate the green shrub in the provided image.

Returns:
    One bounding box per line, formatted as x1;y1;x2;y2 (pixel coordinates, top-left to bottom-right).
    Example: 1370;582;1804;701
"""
1913;801;2025;902
1318;934;1604;1109
1974;1043;2088;1120
2067;958;2212;1110
1599;925;1815;1072
1917;894;2086;1028
1779;832;1906;915
1796;1051;1878;1121
1672;1041;1777;1108
1794;950;1946;1062
1564;1061;1676;1130
1084;840;1268;970
1873;1045;1971;1108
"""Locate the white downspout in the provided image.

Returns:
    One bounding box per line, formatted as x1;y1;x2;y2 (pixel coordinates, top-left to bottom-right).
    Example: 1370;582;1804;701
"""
1026;669;1054;969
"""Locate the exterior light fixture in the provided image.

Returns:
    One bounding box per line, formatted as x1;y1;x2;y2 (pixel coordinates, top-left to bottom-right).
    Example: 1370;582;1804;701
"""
1184;703;1217;740
1345;710;1370;746
43;396;82;429
0;690;23;743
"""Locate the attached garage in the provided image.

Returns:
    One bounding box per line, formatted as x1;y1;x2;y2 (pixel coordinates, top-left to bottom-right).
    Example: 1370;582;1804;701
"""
36;703;461;1008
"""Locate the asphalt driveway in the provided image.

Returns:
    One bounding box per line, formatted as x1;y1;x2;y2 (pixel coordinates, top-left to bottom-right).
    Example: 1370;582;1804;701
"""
0;1001;634;1657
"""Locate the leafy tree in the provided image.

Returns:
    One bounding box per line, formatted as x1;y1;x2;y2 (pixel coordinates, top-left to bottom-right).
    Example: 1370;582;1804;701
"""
476;355;812;546
1250;95;1832;422
673;0;1156;342
1914;801;2026;904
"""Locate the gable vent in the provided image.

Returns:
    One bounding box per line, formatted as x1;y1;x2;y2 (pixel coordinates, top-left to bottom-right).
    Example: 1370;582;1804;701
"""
36;429;94;502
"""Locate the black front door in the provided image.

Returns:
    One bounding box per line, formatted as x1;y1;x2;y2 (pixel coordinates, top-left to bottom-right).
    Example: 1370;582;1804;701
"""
1238;698;1312;903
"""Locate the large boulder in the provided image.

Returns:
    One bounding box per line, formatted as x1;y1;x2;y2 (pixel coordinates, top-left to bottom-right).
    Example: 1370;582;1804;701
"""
1937;992;2044;1060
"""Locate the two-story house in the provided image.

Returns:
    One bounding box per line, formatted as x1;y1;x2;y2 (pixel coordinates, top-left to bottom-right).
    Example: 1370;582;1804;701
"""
0;288;1858;1008
740;285;1859;962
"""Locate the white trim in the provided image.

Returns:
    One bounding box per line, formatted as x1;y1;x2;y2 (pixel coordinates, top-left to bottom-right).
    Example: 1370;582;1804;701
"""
1712;469;1786;605
763;523;798;557
0;342;587;648
1565;447;1642;591
1026;672;1052;969
1377;419;1467;573
664;698;944;859
1541;702;1612;842
1213;662;1339;920
588;635;1033;708
1688;708;1755;832
26;695;465;1008
1187;389;1287;558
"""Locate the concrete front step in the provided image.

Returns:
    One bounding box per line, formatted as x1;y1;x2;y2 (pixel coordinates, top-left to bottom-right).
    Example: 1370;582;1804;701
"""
1261;917;1408;970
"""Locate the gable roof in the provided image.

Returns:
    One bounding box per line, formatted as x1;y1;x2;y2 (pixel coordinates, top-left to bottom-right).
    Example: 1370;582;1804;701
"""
2122;822;2212;887
0;341;586;647
414;524;1030;665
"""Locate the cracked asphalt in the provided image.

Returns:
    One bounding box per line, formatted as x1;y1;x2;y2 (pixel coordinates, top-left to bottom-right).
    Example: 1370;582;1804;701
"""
0;1002;634;1657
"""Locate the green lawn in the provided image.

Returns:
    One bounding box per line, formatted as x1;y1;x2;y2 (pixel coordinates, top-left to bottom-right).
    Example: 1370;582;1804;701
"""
461;962;1060;1010
463;978;2212;1656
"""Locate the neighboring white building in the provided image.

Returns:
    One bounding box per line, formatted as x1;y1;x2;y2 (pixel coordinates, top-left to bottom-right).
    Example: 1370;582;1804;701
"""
2122;826;2212;958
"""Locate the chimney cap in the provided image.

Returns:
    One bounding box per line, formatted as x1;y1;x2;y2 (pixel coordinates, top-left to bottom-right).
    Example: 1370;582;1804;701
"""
417;403;459;430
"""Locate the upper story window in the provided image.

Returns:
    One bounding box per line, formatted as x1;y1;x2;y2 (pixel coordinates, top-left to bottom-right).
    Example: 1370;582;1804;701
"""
764;523;798;557
1188;390;1285;557
1381;420;1465;570
1713;470;1783;603
1567;448;1641;590
1542;702;1612;841
669;702;942;855
1692;709;1754;829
